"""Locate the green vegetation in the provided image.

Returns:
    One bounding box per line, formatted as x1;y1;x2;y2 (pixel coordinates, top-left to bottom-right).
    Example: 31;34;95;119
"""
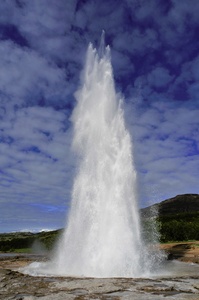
142;212;199;243
158;212;199;242
141;194;199;243
0;230;62;253
13;248;32;253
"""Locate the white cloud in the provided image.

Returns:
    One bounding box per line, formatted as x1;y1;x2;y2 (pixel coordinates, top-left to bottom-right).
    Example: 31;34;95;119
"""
0;0;78;61
111;49;134;77
0;40;69;108
127;0;164;22
147;67;174;88
113;28;159;56
125;99;199;205
170;0;199;25
0;105;75;232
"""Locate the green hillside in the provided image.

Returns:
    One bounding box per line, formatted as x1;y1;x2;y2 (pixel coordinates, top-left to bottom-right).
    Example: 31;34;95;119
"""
141;194;199;242
0;229;62;253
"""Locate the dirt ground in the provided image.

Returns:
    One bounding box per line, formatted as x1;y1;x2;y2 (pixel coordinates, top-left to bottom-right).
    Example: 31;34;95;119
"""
159;240;199;263
0;240;199;270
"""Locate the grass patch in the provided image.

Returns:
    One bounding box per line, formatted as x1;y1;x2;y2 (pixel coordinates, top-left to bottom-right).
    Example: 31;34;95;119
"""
0;229;62;253
13;248;32;253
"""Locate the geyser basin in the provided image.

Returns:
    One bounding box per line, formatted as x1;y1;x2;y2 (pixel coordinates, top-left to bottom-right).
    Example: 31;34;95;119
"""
23;37;164;278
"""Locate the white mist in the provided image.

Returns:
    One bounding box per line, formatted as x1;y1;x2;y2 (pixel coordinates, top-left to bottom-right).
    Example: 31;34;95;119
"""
22;38;164;278
53;40;153;277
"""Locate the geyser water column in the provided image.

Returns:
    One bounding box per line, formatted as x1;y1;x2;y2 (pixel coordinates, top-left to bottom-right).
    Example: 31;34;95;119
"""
52;39;152;278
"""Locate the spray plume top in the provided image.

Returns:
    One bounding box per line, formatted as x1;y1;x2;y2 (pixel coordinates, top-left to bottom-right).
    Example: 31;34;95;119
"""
98;30;106;58
89;30;110;61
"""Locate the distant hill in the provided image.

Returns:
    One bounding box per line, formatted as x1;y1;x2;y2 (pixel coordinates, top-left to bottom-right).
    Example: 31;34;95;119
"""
141;194;199;242
0;229;62;253
0;194;199;252
141;194;199;218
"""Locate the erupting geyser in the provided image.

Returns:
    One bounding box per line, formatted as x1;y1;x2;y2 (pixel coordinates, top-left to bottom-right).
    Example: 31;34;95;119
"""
52;37;161;277
23;36;164;277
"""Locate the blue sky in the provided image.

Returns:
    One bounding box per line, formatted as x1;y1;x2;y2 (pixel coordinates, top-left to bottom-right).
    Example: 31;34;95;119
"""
0;0;199;232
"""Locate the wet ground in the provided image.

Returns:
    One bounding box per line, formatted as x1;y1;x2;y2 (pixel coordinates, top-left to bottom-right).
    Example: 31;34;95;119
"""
0;255;199;300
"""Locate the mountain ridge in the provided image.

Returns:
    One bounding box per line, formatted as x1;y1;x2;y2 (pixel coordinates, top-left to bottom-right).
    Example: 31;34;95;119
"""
141;193;199;218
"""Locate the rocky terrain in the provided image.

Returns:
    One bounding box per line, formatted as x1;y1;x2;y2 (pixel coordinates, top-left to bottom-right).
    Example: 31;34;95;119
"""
0;253;199;300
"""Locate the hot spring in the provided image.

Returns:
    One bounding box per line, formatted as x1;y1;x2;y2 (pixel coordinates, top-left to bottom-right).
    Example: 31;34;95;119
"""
23;37;164;278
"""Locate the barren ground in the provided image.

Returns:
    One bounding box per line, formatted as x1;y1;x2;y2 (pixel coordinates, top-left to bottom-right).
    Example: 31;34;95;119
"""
1;243;199;300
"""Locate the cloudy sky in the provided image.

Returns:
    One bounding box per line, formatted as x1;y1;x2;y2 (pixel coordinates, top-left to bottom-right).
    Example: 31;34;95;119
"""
0;0;199;233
